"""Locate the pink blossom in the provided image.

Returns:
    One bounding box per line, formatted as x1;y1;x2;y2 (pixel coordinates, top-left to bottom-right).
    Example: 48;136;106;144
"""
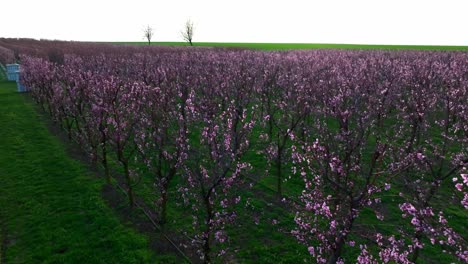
384;183;391;191
307;246;315;256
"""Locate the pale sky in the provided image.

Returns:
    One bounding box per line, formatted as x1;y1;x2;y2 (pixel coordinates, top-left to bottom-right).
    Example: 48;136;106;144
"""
3;0;467;45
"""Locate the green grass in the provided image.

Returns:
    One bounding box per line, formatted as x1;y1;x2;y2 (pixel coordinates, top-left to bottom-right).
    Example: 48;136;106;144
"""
0;65;6;81
113;41;468;51
0;81;156;263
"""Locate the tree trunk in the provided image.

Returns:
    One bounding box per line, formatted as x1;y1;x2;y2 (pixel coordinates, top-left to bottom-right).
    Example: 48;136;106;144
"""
203;235;211;264
276;152;282;196
203;196;213;264
47;104;52;117
160;167;176;225
410;232;423;263
327;238;345;264
91;147;98;166
268;117;273;141
160;188;168;225
100;132;110;183
65;118;73;141
102;143;110;184
122;161;135;208
327;212;356;264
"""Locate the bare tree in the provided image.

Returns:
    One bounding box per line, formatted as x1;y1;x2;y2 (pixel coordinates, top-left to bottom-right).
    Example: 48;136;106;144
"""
143;25;154;46
181;20;194;46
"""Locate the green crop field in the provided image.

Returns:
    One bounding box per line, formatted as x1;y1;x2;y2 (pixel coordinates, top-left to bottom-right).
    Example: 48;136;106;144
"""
113;41;468;51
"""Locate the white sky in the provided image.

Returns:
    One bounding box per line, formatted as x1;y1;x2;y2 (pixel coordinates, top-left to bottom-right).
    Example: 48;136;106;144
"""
2;0;467;45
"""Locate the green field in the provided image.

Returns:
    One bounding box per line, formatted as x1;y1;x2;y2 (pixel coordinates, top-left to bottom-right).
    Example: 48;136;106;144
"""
114;41;468;51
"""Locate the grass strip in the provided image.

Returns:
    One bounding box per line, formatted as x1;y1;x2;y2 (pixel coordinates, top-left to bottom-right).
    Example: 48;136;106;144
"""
0;81;155;263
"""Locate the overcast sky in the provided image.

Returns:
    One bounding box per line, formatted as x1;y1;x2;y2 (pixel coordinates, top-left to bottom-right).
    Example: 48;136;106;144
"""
3;0;467;45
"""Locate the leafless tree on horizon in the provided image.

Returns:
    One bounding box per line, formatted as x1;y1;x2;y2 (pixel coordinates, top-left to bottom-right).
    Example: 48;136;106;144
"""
181;20;194;46
143;25;154;46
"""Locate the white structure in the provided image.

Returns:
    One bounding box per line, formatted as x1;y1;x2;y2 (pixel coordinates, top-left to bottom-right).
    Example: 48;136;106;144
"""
6;64;27;92
6;64;19;81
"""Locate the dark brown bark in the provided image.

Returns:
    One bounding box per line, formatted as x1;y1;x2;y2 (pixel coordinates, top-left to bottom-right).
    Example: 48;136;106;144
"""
276;153;282;196
99;126;110;183
327;210;356;264
120;157;134;208
202;195;213;264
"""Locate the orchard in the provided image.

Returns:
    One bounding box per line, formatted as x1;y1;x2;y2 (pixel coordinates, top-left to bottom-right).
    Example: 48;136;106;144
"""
2;39;466;263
